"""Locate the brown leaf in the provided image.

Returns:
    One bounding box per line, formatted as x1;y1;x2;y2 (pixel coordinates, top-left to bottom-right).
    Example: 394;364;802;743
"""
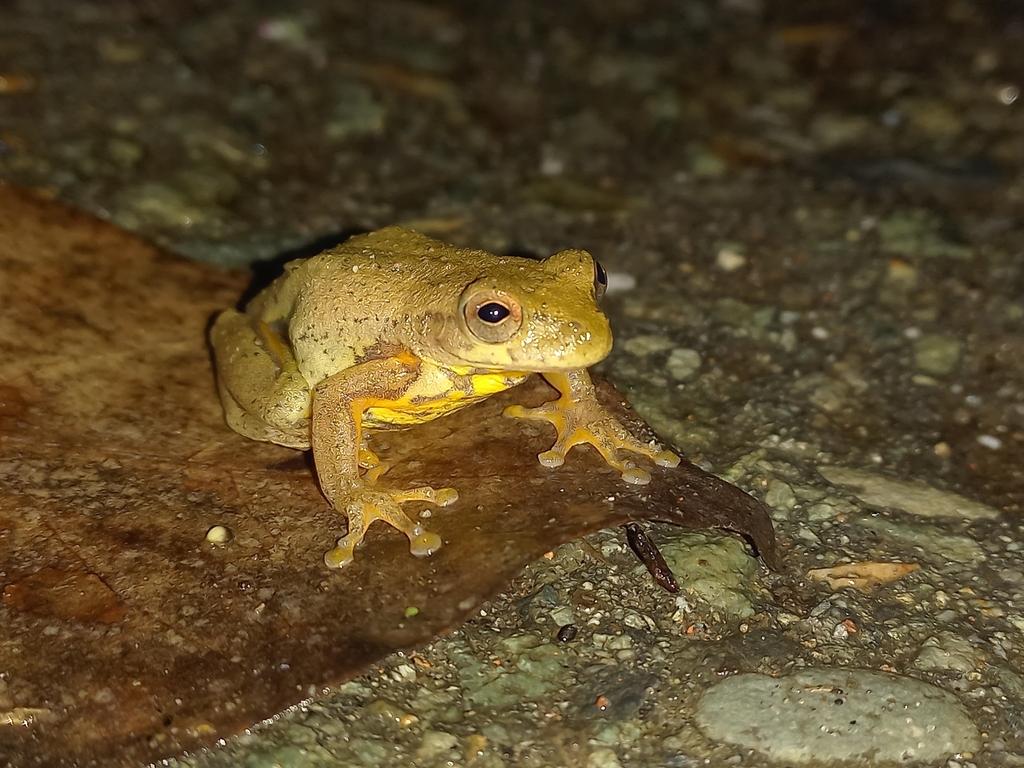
2;568;128;624
0;183;776;767
807;562;920;591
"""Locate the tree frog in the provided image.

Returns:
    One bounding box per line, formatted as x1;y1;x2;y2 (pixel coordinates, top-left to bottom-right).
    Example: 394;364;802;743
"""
210;227;679;568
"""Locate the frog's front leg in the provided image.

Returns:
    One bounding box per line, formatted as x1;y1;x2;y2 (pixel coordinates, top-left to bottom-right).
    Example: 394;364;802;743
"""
504;370;680;485
312;356;458;568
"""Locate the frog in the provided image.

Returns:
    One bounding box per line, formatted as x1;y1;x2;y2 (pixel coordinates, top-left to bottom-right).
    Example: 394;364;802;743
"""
209;226;679;568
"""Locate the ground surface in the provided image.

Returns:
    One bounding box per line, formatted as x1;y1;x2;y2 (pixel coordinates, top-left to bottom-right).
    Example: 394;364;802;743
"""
2;1;1023;766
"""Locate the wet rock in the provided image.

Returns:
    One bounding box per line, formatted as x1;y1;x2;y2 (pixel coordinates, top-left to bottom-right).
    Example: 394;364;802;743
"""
622;334;675;356
897;97;964;139
589;53;666;92
712;297;756;327
574;667;658;721
113;181;212;229
454;635;567;710
106;137;144;167
914;632;983;674
325;83;387;140
587;746;624;768
348;737;391;764
174;165;241;205
97;38;146;64
525;176;633;211
805;496;855;522
877;210;973;259
883;258;919;290
764;479;796;517
687;143;727;178
416;730;459;762
808;378;850;413
913;333;962;375
666;348;702;380
809;112;872;148
856;516;984;564
818;466;1000;521
695;669;980;764
243;743;335;768
657;532;759;620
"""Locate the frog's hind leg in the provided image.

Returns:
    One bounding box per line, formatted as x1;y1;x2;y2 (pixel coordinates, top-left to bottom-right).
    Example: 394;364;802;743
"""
312;358;459;567
209;309;312;449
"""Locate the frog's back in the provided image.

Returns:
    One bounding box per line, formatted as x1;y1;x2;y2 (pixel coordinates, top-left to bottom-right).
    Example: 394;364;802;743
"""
248;228;467;386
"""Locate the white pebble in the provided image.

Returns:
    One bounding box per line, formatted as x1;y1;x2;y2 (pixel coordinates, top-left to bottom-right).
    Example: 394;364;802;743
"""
977;434;1003;450
716;246;746;272
206;525;233;544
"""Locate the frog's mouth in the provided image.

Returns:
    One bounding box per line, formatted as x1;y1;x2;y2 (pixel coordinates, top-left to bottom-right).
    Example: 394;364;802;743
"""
417;307;612;372
452;323;612;372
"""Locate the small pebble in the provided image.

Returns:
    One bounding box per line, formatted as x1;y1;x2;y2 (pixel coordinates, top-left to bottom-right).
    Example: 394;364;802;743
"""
622;334;675;356
716;246;746;271
914;334;962;375
666;348;702;381
976;434;1002;449
557;624;578;642
415;730;458;761
206;525;233;544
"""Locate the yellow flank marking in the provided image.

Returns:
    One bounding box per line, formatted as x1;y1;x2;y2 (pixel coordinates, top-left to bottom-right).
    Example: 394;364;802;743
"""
362;371;529;428
469;371;529;397
393;349;421;366
256;320;293;367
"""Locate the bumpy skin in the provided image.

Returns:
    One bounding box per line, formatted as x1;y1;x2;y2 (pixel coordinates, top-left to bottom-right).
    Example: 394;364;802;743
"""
210;227;679;568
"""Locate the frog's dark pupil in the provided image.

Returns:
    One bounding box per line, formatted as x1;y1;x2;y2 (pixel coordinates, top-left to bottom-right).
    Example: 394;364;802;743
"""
595;261;607;287
478;302;510;323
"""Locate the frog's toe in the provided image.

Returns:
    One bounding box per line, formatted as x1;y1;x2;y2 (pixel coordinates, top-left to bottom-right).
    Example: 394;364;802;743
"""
654;450;680;468
362;463;389;485
621;465;652;485
503;403;532;419
409;527;443;557
538;449;566;468
391;486;459;506
432;487;459;506
358;443;381;469
324;536;359;568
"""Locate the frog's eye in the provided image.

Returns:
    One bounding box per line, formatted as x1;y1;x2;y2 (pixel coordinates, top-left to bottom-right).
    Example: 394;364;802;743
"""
593;260;607;302
478;302;510;323
462;289;523;343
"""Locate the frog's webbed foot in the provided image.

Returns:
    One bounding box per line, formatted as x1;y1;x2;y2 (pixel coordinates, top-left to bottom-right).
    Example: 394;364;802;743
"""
323;484;459;569
357;442;388;484
504;398;679;486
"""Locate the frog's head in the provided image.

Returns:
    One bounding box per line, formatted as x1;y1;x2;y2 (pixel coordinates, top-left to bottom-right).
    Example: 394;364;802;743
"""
423;247;613;372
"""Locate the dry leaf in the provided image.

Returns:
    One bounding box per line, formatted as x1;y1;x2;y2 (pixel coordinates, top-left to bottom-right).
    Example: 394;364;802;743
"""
0;183;776;767
808;561;920;591
2;569;128;624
